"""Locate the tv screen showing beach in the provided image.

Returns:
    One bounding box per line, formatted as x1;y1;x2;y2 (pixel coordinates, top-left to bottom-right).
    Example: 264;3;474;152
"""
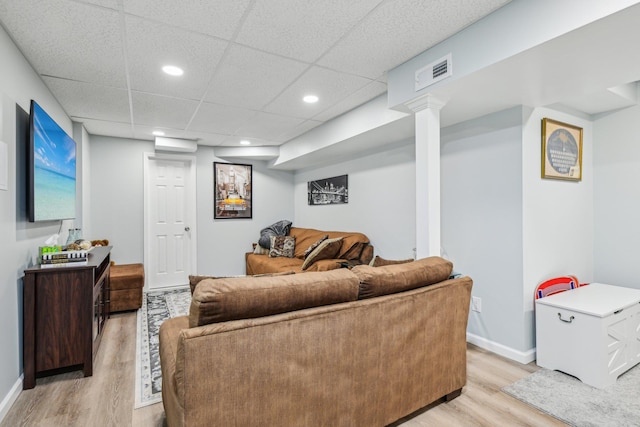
30;101;76;222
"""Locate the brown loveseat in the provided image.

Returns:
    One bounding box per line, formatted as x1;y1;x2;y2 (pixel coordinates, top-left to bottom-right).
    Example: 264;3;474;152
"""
159;257;473;427
245;226;374;274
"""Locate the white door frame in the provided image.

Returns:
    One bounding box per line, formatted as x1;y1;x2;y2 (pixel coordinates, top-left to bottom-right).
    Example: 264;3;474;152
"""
143;152;197;291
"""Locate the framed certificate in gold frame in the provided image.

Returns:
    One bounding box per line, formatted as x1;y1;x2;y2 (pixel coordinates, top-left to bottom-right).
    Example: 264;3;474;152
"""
541;118;583;181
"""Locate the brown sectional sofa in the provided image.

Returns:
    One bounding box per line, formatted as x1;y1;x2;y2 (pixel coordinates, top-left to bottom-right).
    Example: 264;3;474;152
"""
159;257;473;427
245;226;374;274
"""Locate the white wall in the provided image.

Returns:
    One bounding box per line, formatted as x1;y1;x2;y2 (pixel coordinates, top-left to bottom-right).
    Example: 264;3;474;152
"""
90;138;294;275
294;141;416;260
0;25;78;420
593;105;640;289
441;107;525;354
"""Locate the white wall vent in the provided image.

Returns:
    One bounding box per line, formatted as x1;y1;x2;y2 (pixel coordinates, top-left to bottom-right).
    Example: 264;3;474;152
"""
415;53;452;92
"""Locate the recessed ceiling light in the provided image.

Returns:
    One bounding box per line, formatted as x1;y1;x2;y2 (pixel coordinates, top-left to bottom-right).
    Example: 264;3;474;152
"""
162;65;184;76
152;130;165;136
240;140;251;145
303;95;319;104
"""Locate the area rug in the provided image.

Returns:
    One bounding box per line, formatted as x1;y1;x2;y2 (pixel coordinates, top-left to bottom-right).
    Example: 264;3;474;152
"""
134;287;191;409
502;364;640;426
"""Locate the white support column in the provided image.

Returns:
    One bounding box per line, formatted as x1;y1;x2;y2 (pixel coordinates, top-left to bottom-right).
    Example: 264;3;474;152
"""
405;93;447;259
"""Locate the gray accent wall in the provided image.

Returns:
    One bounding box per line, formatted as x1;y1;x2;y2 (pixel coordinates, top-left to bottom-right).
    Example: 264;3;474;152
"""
89;136;151;264
593;105;640;290
89;139;295;275
195;148;295;276
441;108;524;353
294;141;416;260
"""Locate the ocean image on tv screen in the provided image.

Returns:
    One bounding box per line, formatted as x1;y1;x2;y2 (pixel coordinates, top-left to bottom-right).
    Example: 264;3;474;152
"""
32;102;76;221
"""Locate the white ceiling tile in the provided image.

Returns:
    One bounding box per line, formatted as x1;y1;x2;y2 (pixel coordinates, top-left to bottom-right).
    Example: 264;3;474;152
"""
74;118;134;139
235;0;384;62
205;44;308;110
123;0;251;40
265;67;373;119
0;0;126;87
318;0;511;78
131;92;200;128
0;0;519;154
43;77;131;122
234;112;307;140
188;102;258;135
313;80;387;122
125;15;228;100
77;0;119;9
180;130;229;146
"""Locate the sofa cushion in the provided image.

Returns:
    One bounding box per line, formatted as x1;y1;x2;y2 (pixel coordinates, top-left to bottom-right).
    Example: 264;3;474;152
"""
359;245;374;265
301;237;343;270
269;235;296;258
189;271;296;294
189;269;360;327
371;255;414;267
189;275;223;294
352;256;453;299
290;227;369;260
290;227;332;258
258;220;292;249
245;253;304;275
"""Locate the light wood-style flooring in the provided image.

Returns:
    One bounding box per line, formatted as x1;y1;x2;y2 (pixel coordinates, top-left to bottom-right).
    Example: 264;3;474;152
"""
2;312;566;426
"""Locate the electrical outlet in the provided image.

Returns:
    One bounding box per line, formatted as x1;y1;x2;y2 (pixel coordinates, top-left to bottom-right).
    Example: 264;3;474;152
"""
471;296;482;313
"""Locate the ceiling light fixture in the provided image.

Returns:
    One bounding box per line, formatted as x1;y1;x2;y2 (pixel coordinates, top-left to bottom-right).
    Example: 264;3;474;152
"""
303;95;319;104
152;130;165;136
162;65;184;76
240;140;251;145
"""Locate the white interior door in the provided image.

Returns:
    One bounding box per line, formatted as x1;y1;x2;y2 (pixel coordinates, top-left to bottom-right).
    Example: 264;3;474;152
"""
144;153;197;290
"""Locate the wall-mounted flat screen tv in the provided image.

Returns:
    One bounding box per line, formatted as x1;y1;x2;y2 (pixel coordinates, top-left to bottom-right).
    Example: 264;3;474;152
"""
28;100;76;222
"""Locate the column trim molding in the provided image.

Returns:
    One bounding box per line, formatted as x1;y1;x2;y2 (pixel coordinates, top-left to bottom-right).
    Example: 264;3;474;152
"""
405;92;448;113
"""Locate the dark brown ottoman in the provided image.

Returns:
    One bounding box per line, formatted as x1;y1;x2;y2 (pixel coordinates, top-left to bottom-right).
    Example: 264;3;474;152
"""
110;263;144;312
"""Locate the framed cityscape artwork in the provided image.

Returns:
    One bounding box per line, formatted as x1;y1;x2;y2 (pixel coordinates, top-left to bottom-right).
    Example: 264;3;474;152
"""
541;118;583;181
214;162;252;219
307;174;348;205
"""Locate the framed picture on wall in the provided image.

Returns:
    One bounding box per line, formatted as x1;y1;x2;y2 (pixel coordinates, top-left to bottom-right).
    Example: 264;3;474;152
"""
214;162;252;219
307;174;348;205
541;118;583;181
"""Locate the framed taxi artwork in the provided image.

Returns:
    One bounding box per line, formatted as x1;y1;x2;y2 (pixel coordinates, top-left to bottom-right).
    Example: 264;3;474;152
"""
214;162;252;219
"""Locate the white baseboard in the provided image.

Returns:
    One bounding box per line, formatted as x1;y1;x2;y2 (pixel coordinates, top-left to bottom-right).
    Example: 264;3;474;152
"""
467;332;536;365
0;375;22;423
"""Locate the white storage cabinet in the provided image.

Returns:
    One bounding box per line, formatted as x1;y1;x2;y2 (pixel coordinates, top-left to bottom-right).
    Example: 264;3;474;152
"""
535;283;640;389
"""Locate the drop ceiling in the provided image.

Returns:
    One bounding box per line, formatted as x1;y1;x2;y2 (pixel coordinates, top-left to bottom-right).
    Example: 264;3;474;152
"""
0;0;511;147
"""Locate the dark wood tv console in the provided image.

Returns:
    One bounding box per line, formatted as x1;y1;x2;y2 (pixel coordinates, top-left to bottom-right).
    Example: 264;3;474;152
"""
23;246;111;389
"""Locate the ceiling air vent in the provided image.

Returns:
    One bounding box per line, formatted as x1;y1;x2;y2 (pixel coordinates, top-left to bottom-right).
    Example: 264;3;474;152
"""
415;53;452;92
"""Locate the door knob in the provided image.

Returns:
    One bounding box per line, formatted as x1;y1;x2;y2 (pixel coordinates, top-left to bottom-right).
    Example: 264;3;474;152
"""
185;226;190;232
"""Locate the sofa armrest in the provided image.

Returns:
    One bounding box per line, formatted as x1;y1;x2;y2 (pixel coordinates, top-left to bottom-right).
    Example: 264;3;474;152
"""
158;316;189;412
